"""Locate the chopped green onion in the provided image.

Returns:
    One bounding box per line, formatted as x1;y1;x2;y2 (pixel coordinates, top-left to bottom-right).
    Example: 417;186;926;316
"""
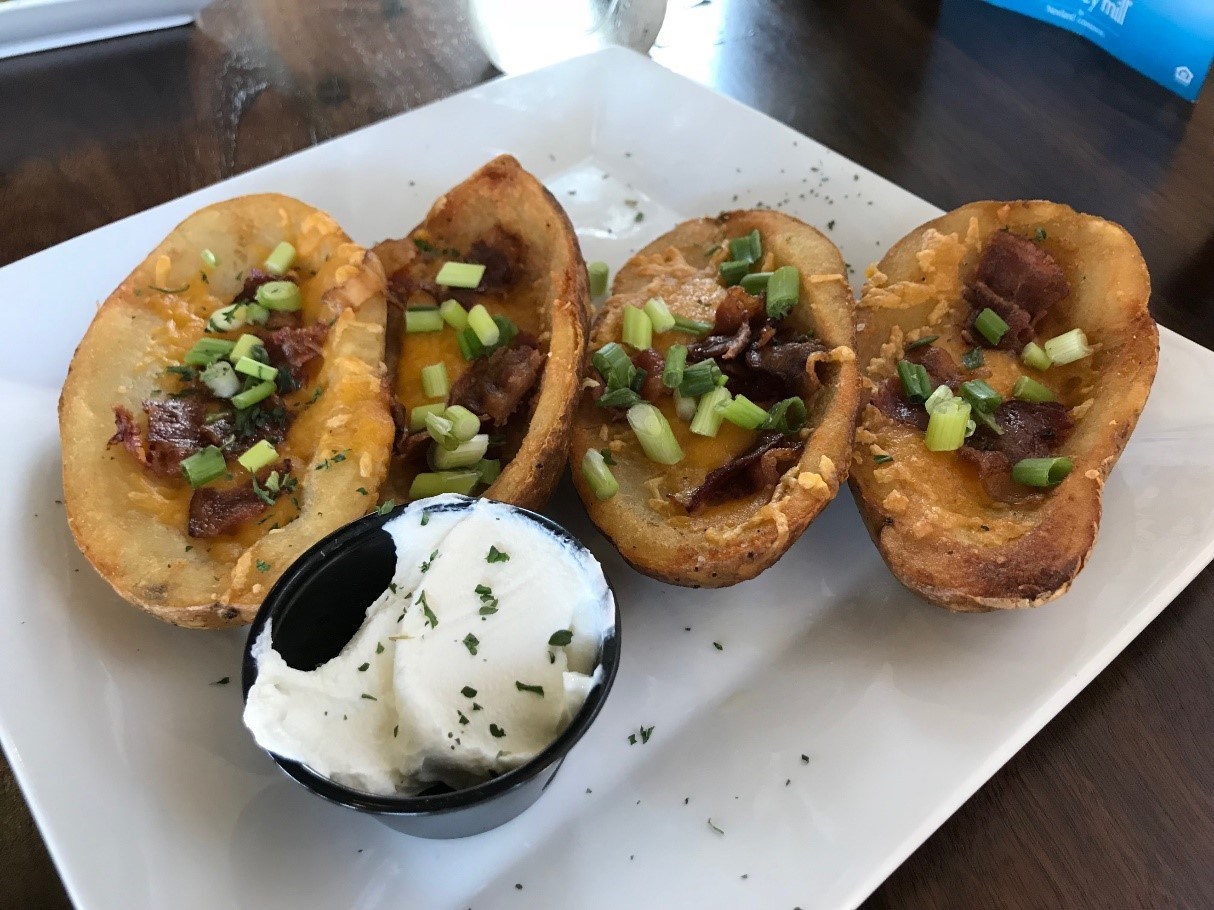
476;458;501;484
435;261;486;288
439;299;469;330
765;266;800;319
1013;375;1056;402
201;249;218;268
588;261;610;298
974;308;1010;346
679;360;724;397
719;260;750;287
263;241;296;277
206;303;246;333
255;280;301;312
238;439;279;473
424;412;458;449
200;361;240;398
234;356;278;382
593;342;635;389
409;403;446;432
662;345;688;389
431;434;489;470
420;362;450;398
896;360;932;403
905;334;939;352
228;333;263;364
764;396;806;434
457;327;485;360
444;405;480;442
674;390;698;422
962;347;986;370
717;393;768;430
728;229;762;265
924;384;954;415
970;408;1003;436
405;308;444;333
244;302;270;325
924;398;971;451
739;271;772;295
626;403;684;464
621;305;653;349
672;315;713;335
959;379;1002;413
231;380;276;410
180;446;226;488
690;386;731;437
1012;456;1073;487
643;297;676;333
467;304;500;347
1043;328;1093;365
408;470;480;499
491;314;518;349
597;388;643;409
183;338;235;367
1021;341;1052;371
581;449;619;501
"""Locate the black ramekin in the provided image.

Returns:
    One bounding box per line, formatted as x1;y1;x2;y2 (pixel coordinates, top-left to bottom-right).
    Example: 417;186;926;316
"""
241;495;620;838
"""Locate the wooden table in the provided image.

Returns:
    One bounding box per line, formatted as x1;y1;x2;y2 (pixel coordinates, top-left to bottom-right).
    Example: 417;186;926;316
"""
3;0;1211;906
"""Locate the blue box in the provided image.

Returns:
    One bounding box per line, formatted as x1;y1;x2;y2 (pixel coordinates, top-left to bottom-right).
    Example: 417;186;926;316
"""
983;0;1214;100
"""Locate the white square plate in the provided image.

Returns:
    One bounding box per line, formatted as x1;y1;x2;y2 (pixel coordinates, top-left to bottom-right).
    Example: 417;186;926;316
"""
3;48;1212;910
0;0;206;60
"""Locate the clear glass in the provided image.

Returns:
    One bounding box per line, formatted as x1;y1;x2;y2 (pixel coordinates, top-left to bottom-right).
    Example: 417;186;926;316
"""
466;0;669;75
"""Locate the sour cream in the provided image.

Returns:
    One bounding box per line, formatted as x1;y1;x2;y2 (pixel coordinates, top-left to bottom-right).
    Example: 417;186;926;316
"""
243;495;614;796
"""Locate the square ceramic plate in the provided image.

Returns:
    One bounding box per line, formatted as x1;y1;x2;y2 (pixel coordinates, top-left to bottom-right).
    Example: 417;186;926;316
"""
2;47;1212;910
0;0;207;60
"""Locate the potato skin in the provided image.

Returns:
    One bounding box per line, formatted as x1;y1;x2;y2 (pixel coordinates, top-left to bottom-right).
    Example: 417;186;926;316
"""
59;194;395;629
374;155;591;510
849;200;1158;612
570;211;862;587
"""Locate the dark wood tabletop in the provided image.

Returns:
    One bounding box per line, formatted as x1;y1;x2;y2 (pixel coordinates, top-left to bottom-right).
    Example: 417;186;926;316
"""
2;0;1212;907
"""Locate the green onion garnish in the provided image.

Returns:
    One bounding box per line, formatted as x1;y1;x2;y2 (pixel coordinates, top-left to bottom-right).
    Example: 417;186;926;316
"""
763;396;806;434
1013;375;1056;402
662;345;688;389
180;446;225;488
597;388;643;409
627;402;684;464
765;266;800;319
643;297;675;333
1012;456;1073;487
492;314;518;349
231;380;276;410
728;229;762;265
200;361;240;398
457;327;485;360
408;470;480;499
674;390;698;422
183;338;235;367
255;280;301;312
588;261;609;298
1021;341;1052;371
905;334;939;352
435;261;486;289
672;315;713;335
420;362;450;399
581;449;619;501
548;630;573;647
444;405;480;442
718;393;768;430
431;434;489;470
690;386;730;437
405;308;444;333
439;299;469;330
476;458;501;484
228;334;262;364
408;402;446;432
679;360;724;397
962;347;985;370
974;308;1010;346
959;379;1001;413
467;304;500;347
896;360;932;403
593;342;635;389
1043;328;1093;365
234;356;278;382
719;260;750;287
621;304;653;350
238;439;279;473
924;398;971;451
206;303;246;333
424;411;458;449
201;249;219;268
263;241;296;277
924;384;954;414
244;302;270;325
739;271;772;295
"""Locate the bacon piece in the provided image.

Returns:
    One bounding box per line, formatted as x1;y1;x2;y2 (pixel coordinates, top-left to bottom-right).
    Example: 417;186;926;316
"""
965;231;1068;350
631;348;666;403
187;484;268;538
261;323;328;385
109;406;148;465
672;431;803;514
964;280;1034;350
957;448;1041;504
905;343;962;388
968;400;1072;463
449;343;543;427
872;377;930;431
468;228;528;292
688;287;763;361
143;398;209;476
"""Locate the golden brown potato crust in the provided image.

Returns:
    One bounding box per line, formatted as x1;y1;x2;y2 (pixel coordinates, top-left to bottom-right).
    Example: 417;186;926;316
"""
849;200;1158;612
59;194;394;629
570;210;862;587
373;154;591;510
